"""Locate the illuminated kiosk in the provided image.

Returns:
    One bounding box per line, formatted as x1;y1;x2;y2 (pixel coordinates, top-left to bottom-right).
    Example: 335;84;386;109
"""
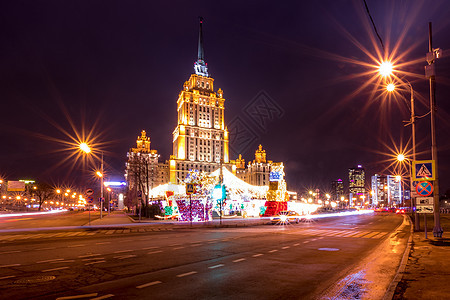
263;163;289;216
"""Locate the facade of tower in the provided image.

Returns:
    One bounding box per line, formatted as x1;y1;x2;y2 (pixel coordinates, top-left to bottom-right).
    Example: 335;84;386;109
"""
331;179;344;201
348;165;365;195
236;145;273;186
170;19;231;183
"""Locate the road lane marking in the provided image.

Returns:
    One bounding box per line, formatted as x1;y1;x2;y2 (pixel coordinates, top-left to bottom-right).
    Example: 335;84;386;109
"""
169;244;181;247
190;244;201;247
0;275;16;280
293;243;300;246
350;231;371;238
142;247;158;250
176;271;197;277
56;293;98;299
113;250;133;254
317;237;324;240
268;250;278;253
136;281;162;289
84;260;106;266
68;244;86;248
208;264;224;269
0;250;21;254
252;254;263;257
114;255;137;260
42;266;69;272
95;242;111;245
372;232;387;239
173;247;185;250
90;294;114;300
52;260;75;263
303;241;310;244
82;258;105;261
37;258;65;264
282;246;290;249
35;247;56;251
362;232;380;238
233;258;246;263
147;250;163;255
78;254;101;258
0;264;21;268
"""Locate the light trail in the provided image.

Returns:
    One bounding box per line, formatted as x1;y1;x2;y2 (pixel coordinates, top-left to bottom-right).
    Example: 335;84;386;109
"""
0;210;66;218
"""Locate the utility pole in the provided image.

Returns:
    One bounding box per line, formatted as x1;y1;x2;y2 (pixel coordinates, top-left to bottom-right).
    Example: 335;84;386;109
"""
219;158;223;226
426;22;443;237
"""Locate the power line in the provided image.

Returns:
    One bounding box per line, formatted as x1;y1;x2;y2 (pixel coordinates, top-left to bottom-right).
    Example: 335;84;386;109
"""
362;0;385;53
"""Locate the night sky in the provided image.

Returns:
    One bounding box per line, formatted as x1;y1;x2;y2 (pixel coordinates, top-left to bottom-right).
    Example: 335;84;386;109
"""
1;1;450;195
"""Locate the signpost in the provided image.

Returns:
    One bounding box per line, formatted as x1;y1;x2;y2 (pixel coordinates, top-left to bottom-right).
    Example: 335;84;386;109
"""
415;193;435;239
186;183;194;226
412;160;435;181
85;189;94;226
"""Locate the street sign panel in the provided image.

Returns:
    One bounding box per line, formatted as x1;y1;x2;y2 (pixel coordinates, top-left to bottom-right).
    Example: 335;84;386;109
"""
186;183;194;195
416;197;434;205
87;195;94;204
416;205;434;214
85;189;94;196
416;181;433;197
412;160;435;181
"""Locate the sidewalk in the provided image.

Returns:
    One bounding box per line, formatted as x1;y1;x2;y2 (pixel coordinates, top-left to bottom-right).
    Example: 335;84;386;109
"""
393;214;450;299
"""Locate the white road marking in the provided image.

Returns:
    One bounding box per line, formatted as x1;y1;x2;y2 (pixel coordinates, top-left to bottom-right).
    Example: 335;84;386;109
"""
0;250;21;254
42;266;69;272
113;250;133;254
148;250;163;255
0;264;21;268
176;271;197;277
142;246;158;250
208;264;224;269
78;254;101;258
35;247;56;251
95;242;111;245
252;254;263;257
233;258;246;263
190;244;201;247
84;260;106;266
82;257;105;261
0;275;16;280
282;246;290;249
68;244;86;248
90;294;114;300
52;260;75;264
114;255;137;260
317;237;324;240
37;258;65;264
268;250;278;253
293;243;300;246
303;241;310;244
136;280;162;289
56;293;98;299
169;244;181;247
173;247;185;250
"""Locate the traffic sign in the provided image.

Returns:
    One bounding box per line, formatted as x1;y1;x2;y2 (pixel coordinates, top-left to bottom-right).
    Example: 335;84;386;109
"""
416;181;433;197
186;183;195;195
416;205;434;214
412;160;435;181
85;189;94;196
87;195;94;204
416;197;434;205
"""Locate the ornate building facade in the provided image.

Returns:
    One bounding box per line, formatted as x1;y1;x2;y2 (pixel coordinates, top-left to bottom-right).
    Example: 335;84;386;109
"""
125;130;169;199
236;145;274;187
169;18;232;183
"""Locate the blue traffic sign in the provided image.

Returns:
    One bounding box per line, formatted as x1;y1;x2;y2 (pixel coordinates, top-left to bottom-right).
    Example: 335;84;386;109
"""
413;160;435;181
416;181;433;197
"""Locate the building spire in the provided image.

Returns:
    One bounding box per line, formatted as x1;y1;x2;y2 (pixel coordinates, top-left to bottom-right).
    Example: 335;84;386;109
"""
194;16;209;77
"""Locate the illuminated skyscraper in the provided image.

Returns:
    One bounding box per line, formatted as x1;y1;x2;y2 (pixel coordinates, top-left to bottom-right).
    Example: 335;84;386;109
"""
349;165;365;195
331;179;344;201
170;18;230;183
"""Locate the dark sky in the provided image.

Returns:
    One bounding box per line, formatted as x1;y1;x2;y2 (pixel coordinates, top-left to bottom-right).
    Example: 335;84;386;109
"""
1;0;450;195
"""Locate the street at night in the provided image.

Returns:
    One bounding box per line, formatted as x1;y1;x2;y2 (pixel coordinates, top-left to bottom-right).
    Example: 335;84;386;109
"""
0;213;408;299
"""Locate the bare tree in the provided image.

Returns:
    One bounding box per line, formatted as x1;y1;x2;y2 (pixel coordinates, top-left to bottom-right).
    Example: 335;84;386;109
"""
32;182;54;211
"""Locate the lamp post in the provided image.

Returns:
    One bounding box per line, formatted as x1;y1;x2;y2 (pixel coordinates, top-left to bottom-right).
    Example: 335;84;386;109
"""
79;142;92;223
96;153;104;219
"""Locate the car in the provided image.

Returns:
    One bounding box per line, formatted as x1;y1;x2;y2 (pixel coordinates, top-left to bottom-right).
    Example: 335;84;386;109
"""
270;210;302;224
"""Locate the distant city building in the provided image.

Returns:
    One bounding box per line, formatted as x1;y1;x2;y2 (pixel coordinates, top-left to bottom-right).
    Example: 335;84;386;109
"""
371;174;402;206
169;18;233;183
236;145;273;186
348;165;365;195
125;130;169;199
331;179;344;201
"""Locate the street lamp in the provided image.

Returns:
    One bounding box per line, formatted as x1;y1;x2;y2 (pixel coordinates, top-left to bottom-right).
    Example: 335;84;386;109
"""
96;154;104;219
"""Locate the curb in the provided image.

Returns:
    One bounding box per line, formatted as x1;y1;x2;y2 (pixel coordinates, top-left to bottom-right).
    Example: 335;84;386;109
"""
383;214;414;300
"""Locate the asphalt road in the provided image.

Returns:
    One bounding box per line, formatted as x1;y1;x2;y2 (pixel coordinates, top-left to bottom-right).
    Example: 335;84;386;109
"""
0;213;407;299
0;210;101;230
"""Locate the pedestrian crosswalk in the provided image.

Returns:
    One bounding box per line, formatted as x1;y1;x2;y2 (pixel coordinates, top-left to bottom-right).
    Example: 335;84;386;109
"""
289;228;388;239
0;227;174;243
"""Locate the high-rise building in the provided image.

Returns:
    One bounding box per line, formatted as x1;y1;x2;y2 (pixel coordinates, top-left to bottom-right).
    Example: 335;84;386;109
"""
236;145;273;186
349;165;365;196
331;179;344;201
371;174;402;206
170;18;232;183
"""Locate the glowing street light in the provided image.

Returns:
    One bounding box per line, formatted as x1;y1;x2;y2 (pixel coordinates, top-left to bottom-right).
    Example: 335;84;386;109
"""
79;142;91;154
386;83;395;92
378;61;393;77
397;153;405;162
